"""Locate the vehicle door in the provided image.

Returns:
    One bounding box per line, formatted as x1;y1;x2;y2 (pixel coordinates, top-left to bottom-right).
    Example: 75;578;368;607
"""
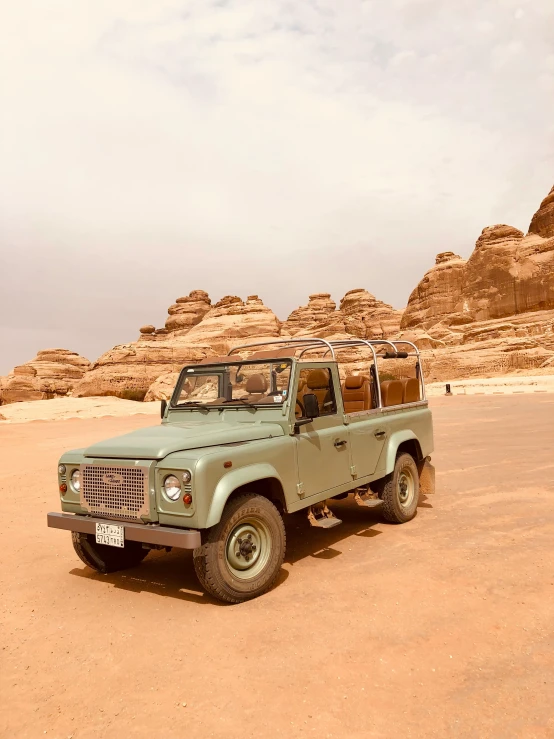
346;410;387;480
293;364;351;498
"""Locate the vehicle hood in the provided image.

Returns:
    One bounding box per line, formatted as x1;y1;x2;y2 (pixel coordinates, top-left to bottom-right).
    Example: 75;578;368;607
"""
83;421;284;460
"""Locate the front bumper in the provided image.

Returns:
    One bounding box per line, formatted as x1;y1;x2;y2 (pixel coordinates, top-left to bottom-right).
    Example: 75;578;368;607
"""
47;512;202;549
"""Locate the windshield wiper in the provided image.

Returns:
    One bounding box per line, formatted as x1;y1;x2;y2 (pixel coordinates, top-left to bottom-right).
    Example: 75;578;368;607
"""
223;398;257;408
177;401;211;410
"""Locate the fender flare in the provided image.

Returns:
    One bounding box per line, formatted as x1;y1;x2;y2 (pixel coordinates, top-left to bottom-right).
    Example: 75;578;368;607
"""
384;430;421;476
205;463;284;528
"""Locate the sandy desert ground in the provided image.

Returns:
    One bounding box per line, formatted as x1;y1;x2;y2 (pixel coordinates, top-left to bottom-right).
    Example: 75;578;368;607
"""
1;394;553;739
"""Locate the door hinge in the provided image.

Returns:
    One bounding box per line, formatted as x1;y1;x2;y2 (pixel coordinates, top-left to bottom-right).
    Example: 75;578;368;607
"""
350;465;357;479
297;482;305;497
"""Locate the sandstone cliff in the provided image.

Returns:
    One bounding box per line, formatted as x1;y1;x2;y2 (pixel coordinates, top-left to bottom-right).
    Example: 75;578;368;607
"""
400;185;554;381
0;350;91;404
403;210;554;333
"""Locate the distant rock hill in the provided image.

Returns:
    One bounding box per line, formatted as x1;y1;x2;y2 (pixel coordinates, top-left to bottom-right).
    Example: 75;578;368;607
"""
0;350;91;403
1;184;553;404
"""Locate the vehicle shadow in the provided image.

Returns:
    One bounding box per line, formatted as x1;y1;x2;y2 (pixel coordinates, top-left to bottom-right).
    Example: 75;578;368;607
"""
68;496;432;605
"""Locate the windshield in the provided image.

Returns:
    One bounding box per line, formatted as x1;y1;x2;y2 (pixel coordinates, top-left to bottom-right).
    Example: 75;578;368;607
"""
171;360;292;408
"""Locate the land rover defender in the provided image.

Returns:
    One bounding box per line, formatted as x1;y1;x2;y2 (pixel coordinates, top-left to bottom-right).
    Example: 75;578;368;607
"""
48;338;435;603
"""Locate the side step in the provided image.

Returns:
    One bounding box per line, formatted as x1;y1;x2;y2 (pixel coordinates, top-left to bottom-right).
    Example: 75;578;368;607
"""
307;503;342;529
354;490;383;509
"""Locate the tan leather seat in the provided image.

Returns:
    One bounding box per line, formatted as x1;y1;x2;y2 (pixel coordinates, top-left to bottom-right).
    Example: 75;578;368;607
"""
306;369;332;414
244;373;268;402
342;375;373;413
401;378;421;404
380;380;403;407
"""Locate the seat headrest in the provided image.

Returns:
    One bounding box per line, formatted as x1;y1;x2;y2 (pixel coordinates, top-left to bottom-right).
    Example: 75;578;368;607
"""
245;374;267;394
344;375;368;390
307;369;329;390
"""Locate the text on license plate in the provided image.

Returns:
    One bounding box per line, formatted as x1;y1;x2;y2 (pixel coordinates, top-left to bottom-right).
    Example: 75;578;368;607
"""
96;522;124;548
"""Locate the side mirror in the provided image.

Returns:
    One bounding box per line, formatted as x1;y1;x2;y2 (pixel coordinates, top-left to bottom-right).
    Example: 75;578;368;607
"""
303;393;320;419
161;399;167;419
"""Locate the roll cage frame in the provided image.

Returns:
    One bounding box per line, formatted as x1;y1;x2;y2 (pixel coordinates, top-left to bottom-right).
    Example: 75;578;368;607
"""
230;337;427;409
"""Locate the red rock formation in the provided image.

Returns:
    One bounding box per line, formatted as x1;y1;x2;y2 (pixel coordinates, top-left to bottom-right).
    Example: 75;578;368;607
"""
402;205;554;332
73;339;212;401
0;350;91;404
282;293;345;337
339;289;403;339
401;252;467;329
528;185;554;238
165;290;212;335
185;295;281;350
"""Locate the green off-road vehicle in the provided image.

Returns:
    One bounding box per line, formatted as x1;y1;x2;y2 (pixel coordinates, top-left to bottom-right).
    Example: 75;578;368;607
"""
48;338;435;603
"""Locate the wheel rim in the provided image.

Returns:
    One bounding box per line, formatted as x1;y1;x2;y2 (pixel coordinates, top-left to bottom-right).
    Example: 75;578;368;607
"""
397;468;415;508
225;517;272;580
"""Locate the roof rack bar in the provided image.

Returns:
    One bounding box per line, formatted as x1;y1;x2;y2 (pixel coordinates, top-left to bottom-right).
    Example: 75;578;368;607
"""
390;341;426;400
230;337;336;360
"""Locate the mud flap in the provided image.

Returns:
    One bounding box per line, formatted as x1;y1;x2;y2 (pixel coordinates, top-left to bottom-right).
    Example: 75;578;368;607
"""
419;457;436;495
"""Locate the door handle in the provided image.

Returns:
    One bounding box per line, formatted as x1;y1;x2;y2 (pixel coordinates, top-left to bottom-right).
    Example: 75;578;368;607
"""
374;430;386;438
334;439;348;448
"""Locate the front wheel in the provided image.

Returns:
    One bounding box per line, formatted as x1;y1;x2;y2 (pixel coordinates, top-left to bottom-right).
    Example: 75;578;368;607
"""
72;532;149;573
374;453;420;523
193;493;286;604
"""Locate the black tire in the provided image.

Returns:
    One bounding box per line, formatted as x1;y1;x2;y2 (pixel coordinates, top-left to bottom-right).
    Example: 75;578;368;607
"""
72;532;149;574
374;453;419;524
193;493;286;604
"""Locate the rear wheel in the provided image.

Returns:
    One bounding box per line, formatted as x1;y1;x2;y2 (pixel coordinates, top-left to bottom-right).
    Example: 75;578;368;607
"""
193;493;286;604
374;453;419;523
72;532;149;573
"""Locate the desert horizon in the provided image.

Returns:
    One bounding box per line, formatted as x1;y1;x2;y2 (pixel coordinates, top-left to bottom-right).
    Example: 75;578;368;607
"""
2;181;552;406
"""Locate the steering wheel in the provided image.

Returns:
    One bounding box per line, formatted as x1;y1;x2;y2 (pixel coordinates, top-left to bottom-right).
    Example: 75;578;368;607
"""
296;399;305;416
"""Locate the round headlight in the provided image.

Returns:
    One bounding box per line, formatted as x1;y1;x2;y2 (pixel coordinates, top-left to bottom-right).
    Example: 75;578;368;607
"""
71;469;81;492
182;470;192;485
58;464;66;476
164;474;181;501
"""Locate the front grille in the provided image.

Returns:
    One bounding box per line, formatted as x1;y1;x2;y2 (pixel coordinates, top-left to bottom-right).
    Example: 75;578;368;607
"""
81;465;149;521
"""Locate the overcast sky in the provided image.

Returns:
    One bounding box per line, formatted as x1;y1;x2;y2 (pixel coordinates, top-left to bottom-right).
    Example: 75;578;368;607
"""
1;0;553;374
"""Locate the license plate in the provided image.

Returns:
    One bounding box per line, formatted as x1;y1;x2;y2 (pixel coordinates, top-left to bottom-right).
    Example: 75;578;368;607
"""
95;522;124;548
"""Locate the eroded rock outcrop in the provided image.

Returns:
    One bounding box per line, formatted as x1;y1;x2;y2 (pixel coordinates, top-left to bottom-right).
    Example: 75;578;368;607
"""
165;290;212;335
401;252;468;328
528;185;554;239
282;293;345;337
73;293;281;399
0;350;91;404
73;339;212;401
402;188;554;332
339;289;403;339
185;295;281;352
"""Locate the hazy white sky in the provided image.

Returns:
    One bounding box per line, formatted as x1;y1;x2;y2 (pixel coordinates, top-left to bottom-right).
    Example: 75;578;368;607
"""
1;0;553;374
